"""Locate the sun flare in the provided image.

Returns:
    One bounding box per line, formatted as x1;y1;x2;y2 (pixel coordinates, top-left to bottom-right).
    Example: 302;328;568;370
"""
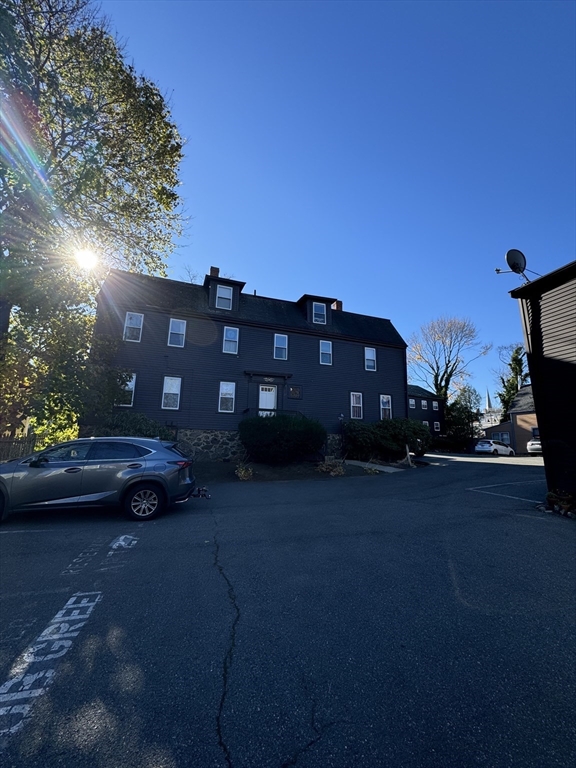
74;248;98;270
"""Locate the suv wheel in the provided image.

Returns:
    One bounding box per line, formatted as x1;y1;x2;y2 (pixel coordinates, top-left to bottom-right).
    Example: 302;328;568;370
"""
124;484;165;521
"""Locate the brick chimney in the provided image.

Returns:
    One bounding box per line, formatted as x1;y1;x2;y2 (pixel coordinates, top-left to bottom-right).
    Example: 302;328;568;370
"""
209;266;220;277
332;300;343;311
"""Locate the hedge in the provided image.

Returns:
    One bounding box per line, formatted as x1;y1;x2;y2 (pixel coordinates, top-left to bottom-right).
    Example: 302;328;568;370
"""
343;418;432;461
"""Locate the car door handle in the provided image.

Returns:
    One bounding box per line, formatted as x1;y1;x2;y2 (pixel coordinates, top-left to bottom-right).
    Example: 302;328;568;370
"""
64;467;82;473
127;463;142;469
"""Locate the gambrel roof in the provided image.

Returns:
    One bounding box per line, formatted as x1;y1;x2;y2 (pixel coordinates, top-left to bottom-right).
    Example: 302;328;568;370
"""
99;269;407;348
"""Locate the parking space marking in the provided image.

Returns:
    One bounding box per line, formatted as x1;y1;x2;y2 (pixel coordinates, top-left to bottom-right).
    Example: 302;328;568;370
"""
0;530;53;535
0;592;102;746
467;480;545;504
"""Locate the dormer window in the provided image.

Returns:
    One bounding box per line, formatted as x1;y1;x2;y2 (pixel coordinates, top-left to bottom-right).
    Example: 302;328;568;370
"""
313;302;326;324
216;285;233;310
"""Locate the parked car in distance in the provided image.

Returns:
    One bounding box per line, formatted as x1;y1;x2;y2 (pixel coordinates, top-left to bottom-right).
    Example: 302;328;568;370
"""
527;437;542;454
0;437;196;523
475;439;515;457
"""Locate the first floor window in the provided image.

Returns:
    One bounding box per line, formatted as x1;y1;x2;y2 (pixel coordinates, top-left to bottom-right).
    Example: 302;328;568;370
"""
219;382;236;412
123;312;143;342
216;284;233;310
434;422;440;431
168;318;186;347
313;302;326;324
320;340;332;365
274;333;288;360
433;400;439;411
162;376;181;409
421;400;428;409
380;394;392;419
409;398;416;408
365;347;376;371
117;374;136;407
223;326;239;354
423;420;429;427
288;385;302;400
351;392;363;419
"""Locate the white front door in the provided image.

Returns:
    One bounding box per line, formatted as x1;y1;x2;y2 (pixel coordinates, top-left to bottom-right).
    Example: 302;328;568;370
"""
259;385;277;416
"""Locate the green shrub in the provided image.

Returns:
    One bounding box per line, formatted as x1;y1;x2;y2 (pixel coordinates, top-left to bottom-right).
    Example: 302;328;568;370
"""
343;418;432;461
238;414;327;465
82;411;176;441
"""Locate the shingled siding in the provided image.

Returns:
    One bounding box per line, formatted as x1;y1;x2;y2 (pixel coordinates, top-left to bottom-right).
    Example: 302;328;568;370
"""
94;270;408;440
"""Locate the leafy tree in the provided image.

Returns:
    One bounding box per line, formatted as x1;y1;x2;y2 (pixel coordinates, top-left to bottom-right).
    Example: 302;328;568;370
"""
445;385;482;445
0;0;184;436
407;317;491;400
495;344;530;421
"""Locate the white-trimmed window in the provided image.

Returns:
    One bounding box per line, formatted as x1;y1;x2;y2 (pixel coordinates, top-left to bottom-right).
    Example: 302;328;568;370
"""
168;318;186;347
423;420;429;427
218;382;236;413
123;312;143;342
433;401;439;411
351;392;363;419
380;394;392;420
162;376;181;410
320;340;332;365
274;334;288;360
434;422;440;431
421;400;428;409
223;326;239;354
409;398;416;409
117;374;136;407
313;302;326;324
216;285;233;310
365;347;376;371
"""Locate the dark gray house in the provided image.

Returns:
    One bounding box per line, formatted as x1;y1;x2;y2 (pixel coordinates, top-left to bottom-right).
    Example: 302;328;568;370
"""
94;267;408;458
407;385;445;435
510;260;576;495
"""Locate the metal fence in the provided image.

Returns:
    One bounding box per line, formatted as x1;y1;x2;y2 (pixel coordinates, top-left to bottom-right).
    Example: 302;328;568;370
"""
0;437;37;462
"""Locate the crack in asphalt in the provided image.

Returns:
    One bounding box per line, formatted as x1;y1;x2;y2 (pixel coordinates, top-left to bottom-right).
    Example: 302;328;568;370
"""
213;523;241;768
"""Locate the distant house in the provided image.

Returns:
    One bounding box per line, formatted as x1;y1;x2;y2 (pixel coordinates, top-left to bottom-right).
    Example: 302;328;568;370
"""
510;260;576;493
93;267;409;459
407;385;445;436
483;385;537;454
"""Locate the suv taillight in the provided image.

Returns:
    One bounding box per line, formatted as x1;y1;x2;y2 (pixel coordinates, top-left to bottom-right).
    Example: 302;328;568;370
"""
170;460;193;468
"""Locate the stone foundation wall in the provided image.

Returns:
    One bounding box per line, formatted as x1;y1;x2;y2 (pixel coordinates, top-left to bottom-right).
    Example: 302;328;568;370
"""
177;429;244;461
177;428;342;462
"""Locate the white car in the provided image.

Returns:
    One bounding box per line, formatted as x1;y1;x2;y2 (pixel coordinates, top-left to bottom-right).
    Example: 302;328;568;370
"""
527;438;542;454
475;439;515;457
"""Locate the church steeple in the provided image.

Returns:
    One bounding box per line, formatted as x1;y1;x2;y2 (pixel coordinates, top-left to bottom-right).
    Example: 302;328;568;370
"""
486;389;493;410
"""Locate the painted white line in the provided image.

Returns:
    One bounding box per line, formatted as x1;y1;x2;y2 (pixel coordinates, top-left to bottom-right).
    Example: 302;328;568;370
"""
0;530;53;534
0;592;102;745
468;489;542;503
110;534;138;549
468;480;544;490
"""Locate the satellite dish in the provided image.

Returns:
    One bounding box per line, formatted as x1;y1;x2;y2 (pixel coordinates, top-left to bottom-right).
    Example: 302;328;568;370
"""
505;249;527;274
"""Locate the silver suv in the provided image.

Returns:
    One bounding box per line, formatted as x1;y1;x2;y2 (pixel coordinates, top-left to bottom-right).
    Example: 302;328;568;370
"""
0;437;197;522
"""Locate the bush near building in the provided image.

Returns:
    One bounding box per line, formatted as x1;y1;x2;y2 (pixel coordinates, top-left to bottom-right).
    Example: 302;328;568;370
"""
343;418;432;461
239;415;327;465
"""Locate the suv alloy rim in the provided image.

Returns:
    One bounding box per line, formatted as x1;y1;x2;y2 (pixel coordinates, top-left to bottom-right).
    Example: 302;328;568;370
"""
131;489;159;517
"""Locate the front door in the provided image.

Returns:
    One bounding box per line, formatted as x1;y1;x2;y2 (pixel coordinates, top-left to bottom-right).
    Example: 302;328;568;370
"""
259;385;277;416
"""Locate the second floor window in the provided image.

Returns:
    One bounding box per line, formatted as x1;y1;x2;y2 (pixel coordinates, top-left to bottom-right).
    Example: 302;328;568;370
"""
351;392;363;419
313;302;326;324
123;312;143;342
223;326;239;354
421;400;428;409
433;401;439;411
409;398;416;408
320;340;332;365
380;394;392;420
365;347;376;371
274;334;288;360
162;376;181;410
216;285;233;310
117;374;136;407
168;318;186;347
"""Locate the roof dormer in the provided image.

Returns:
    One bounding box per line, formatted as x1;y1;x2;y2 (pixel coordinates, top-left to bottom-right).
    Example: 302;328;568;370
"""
203;266;246;312
297;294;339;326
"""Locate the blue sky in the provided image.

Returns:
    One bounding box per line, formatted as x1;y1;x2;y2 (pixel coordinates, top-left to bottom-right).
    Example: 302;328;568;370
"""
100;0;575;401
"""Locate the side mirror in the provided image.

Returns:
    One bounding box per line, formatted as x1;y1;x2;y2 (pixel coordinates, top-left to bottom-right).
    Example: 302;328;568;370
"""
29;456;48;468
